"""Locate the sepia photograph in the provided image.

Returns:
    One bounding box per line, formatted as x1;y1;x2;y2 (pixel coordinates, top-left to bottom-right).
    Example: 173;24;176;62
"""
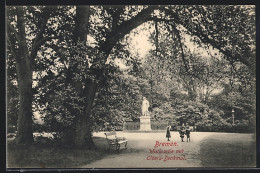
6;4;256;169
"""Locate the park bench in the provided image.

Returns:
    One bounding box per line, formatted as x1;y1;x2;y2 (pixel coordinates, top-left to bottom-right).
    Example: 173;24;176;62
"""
104;131;128;151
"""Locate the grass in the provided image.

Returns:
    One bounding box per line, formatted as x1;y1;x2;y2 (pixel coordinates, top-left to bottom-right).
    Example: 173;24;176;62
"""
199;133;256;167
7;137;113;168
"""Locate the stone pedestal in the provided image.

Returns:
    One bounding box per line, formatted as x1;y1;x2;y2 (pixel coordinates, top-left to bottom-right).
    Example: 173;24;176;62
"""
139;116;151;131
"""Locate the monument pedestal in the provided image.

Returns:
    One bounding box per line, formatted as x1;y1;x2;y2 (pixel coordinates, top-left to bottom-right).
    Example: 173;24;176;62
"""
139;116;151;131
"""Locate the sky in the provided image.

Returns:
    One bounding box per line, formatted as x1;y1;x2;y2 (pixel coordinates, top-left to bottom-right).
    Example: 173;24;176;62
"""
115;22;220;71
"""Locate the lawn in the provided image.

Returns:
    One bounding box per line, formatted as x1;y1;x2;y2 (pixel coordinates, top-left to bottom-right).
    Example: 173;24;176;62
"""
199;133;256;167
7;137;110;168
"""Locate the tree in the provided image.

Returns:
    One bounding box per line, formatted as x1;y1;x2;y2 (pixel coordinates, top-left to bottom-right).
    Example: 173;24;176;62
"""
7;5;255;146
166;5;255;76
6;6;60;144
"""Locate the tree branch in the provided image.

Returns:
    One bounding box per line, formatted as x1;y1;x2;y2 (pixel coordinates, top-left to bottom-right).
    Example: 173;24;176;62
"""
162;9;253;70
30;36;60;69
155;20;159;55
33;7;57;44
7;22;19;44
99;6;157;58
170;22;191;76
6;32;17;60
31;7;58;67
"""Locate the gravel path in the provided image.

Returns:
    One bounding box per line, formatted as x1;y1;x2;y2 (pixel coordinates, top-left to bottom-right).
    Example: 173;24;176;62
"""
81;131;217;168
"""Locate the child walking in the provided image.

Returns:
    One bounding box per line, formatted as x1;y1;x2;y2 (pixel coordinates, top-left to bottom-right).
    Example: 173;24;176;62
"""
179;126;185;142
185;125;191;142
166;125;171;141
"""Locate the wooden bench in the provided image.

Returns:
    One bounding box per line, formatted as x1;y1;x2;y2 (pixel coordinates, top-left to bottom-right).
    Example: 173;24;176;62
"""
104;131;128;151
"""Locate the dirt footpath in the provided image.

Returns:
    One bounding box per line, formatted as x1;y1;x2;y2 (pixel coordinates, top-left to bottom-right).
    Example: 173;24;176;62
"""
81;132;214;168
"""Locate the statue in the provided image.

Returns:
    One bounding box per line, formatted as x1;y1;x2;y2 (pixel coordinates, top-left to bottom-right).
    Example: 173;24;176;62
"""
139;96;152;131
141;97;150;116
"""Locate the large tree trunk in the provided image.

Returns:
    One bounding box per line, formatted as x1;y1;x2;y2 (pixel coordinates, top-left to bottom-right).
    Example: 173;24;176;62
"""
75;79;97;148
72;6;97;148
14;7;34;145
15;63;33;144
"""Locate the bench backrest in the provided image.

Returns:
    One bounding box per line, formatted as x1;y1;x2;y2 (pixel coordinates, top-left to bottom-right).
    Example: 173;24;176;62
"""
104;131;117;139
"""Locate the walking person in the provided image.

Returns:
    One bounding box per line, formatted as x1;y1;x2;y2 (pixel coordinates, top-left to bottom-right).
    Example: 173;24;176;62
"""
166;124;171;141
185;125;191;142
179;126;185;142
